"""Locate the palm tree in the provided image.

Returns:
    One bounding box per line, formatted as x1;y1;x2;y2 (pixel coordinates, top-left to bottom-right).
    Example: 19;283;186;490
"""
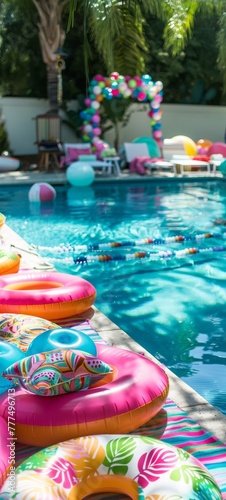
67;0;222;76
22;0;225;116
31;0;69;112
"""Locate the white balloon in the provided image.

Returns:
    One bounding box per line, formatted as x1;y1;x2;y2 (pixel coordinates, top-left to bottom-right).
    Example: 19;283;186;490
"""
93;86;101;95
91;101;100;110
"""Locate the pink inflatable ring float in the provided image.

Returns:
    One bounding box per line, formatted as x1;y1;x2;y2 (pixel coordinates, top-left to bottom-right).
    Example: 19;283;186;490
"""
0;345;169;447
0;271;96;320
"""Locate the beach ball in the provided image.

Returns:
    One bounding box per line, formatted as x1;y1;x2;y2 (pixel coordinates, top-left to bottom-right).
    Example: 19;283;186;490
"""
28;183;56;203
66;162;95;187
171;135;197;156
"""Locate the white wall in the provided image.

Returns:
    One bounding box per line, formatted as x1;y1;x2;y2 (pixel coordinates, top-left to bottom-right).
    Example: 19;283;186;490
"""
1;97;226;155
0;98;78;155
104;103;226;148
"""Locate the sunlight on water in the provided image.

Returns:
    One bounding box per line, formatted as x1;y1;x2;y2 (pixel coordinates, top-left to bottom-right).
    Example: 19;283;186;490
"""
1;180;226;415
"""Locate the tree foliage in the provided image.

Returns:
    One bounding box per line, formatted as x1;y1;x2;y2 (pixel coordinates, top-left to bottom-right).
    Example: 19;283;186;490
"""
0;0;225;105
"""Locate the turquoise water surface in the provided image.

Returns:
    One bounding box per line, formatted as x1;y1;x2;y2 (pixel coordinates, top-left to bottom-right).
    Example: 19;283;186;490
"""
1;180;226;415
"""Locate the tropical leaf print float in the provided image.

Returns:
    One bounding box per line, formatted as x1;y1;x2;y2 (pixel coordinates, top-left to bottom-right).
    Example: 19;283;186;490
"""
103;437;137;475
1;472;68;500
136;446;178;488
17;446;58;473
145;496;183;500
61;436;105;479
170;465;222;499
39;456;78;489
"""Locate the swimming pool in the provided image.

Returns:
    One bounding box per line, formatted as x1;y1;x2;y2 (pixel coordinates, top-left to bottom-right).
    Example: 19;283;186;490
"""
1;180;226;415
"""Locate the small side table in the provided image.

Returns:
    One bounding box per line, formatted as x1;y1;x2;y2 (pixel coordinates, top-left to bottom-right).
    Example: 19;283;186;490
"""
104;157;121;175
39;150;60;172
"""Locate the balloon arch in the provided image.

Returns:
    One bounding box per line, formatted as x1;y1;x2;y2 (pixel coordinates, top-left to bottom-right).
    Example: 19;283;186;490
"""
80;72;163;154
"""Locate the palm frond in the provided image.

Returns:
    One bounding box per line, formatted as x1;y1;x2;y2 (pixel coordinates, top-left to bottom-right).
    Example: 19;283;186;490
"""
163;1;199;54
217;12;226;92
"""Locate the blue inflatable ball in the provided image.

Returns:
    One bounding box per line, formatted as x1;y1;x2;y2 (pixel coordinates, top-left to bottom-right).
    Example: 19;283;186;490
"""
0;340;25;394
66;162;95;187
26;328;97;356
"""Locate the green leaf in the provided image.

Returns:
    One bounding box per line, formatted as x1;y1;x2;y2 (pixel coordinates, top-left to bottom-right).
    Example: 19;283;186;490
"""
103;437;137;474
110;465;130;475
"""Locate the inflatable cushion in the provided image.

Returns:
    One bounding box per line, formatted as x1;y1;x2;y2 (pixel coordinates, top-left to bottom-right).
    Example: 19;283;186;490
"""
2;349;113;396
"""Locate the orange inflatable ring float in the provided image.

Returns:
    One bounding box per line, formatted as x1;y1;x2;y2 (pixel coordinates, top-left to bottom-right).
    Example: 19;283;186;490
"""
0;271;96;320
0;249;20;275
0;434;222;499
0;212;6;229
0;345;169;446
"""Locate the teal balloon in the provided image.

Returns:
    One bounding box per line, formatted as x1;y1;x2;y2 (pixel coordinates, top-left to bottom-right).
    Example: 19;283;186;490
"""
0;339;25;394
27;328;97;356
219;159;226;176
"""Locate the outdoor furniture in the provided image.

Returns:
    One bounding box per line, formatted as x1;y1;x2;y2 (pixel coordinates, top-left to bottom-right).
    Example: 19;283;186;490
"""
170;157;210;175
61;143;121;176
162;139;211;175
35;114;62;172
124;142;176;175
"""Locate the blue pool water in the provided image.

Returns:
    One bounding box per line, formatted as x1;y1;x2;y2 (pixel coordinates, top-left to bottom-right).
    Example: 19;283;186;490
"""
1;180;226;415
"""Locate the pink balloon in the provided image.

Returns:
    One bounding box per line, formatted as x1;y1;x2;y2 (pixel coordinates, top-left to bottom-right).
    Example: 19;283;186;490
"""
134;76;142;86
93;127;101;136
155;94;163;103
96;142;105;152
92;114;100;123
94;74;104;82
85;98;91;106
208;142;226;157
137;91;146;101
153;130;162;139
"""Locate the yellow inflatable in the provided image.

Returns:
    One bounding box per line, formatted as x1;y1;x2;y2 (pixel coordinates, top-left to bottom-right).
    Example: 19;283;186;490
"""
172;135;197;156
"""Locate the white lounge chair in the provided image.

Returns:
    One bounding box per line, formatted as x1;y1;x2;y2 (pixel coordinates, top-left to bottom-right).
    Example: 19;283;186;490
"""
124;142;177;175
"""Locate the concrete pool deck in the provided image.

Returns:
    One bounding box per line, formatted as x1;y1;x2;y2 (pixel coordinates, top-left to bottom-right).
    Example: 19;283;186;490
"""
1;170;226;446
0;166;224;185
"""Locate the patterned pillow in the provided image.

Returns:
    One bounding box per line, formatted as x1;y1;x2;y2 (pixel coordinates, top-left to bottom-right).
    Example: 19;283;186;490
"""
2;349;113;396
